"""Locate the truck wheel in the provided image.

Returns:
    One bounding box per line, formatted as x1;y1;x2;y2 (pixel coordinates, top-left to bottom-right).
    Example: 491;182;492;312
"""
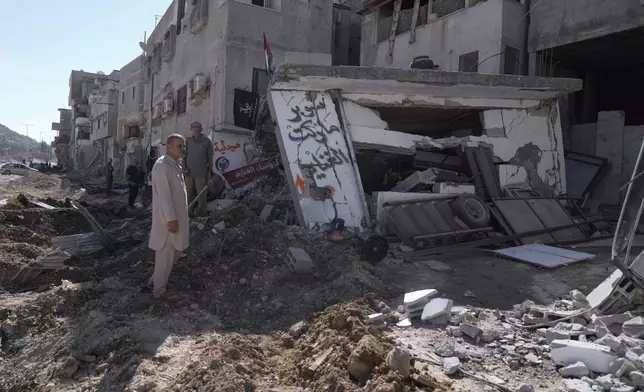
361;235;388;265
450;194;490;228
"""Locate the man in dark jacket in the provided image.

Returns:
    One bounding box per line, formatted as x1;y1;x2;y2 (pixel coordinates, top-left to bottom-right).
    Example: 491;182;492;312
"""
126;164;140;207
106;159;114;197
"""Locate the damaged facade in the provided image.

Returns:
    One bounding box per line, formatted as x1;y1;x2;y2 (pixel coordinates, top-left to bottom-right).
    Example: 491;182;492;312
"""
267;65;581;231
143;0;333;174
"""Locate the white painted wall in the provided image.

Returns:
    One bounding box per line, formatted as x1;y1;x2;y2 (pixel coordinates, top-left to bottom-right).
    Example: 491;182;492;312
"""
364;0;508;73
477;104;567;194
269;90;367;229
210;132;252;173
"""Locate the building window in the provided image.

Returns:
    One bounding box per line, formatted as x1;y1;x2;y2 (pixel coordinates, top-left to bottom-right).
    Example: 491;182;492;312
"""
459;51;479;73
252;68;270;99
252;0;264;5
132;86;136;99
121;91;125;103
177;85;187;115
97;119;101;129
504;45;521;75
177;0;186;34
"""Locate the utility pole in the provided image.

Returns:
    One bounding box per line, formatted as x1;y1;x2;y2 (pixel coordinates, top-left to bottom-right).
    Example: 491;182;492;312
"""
23;124;34;139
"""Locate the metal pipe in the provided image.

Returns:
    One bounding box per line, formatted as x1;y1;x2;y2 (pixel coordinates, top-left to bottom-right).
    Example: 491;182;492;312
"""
383;194;457;207
413;227;493;241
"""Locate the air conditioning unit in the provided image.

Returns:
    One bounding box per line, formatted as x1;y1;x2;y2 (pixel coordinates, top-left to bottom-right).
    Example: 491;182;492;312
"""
163;98;174;113
193;75;206;93
152;105;161;119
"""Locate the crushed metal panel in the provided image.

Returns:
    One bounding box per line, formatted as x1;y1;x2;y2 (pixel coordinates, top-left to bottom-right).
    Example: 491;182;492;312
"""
525;199;587;243
493;199;555;244
51;232;104;255
564;152;608;199
493;244;595;269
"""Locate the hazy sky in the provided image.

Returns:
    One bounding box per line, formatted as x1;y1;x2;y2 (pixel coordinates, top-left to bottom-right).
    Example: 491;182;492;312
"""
0;0;172;143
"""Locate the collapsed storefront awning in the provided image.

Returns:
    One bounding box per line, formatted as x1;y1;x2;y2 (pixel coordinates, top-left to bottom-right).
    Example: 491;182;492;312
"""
266;64;582;231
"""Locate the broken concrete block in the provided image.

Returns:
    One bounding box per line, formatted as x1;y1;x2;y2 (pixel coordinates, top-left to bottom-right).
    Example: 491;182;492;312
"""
609;358;636;378
631;370;644;387
396;318;411;328
442;357;460;375
594;374;615;390
516;383;534;392
595;334;629;356
432;182;476;195
289;321;309;338
611;385;635;392
385;347;410;378
365;313;385;325
623;317;644;338
562;379;593;392
421;298;453;324
212;221;226;232
459;323;483;340
558;361;590;378
286;247;313;273
403;289;438;312
551;340;619;374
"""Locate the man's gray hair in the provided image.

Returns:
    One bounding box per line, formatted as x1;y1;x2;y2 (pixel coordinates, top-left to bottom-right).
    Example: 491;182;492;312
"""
167;133;185;145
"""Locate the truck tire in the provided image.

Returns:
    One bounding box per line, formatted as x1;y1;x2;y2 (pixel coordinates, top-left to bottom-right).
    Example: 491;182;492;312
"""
450;194;490;228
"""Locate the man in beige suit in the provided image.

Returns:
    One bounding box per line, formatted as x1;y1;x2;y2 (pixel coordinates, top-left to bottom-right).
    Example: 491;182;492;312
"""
148;134;190;298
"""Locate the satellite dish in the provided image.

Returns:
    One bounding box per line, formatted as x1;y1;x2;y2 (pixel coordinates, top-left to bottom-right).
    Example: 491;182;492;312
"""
139;42;146;51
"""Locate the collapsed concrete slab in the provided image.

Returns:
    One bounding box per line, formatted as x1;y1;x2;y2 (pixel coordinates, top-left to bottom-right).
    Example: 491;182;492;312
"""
550;340;619;374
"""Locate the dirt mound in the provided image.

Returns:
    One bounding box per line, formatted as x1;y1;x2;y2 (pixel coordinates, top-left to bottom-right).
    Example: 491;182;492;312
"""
0;242;47;285
12;172;62;190
168;299;405;392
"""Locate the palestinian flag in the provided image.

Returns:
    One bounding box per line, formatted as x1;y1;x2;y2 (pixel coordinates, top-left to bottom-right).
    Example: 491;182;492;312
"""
263;32;273;76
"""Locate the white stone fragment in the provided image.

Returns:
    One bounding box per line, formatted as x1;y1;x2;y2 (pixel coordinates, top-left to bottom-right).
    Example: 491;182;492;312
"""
562;379;593;392
550;340;618;374
403;289;438;311
558;361;589;378
442;357;460;375
421;298;453;324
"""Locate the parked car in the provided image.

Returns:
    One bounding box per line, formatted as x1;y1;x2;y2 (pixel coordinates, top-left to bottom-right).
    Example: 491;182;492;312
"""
0;162;39;175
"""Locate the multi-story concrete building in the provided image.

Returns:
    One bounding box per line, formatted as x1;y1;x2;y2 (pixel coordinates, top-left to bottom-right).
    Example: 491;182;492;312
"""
116;55;146;176
360;0;528;75
527;0;644;125
88;78;120;172
333;0;363;66
51;108;72;168
144;0;333;173
68;70;120;170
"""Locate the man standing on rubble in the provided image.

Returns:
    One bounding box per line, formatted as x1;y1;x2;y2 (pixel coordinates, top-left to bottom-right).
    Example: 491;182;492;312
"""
126;163;140;207
183;121;213;216
105;159;114;197
147;134;189;298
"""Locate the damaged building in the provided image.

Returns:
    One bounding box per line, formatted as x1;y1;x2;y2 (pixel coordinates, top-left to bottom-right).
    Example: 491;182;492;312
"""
267;65;581;235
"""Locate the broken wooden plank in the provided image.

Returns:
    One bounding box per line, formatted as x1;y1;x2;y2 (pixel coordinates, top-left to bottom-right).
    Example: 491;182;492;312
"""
386;0;402;64
304;347;333;376
71;201;116;252
30;200;56;210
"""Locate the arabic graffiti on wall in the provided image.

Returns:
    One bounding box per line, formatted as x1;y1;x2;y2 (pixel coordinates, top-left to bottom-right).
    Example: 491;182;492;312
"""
211;132;250;174
272;90;366;230
285;93;350;180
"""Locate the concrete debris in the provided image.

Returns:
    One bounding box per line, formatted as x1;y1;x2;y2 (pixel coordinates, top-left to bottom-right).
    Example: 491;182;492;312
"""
289;321;309;338
563;379;593;392
442;356;460;375
608;357;636;377
403;288;438;316
385;347;410;378
396;318;411;327
558;361;590;378
421;298;453;324
459;322;483;340
516;383;535;392
365;313;385;326
550;340;619;374
285;247;313;273
623;317;644;338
